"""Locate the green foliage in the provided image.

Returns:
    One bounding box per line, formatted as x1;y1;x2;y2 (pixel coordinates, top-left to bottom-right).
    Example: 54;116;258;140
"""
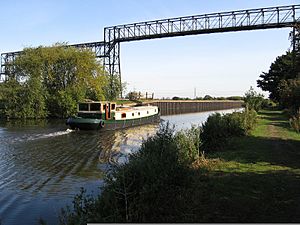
175;126;201;164
0;44;108;119
104;74;122;101
261;98;277;109
226;96;243;101
278;78;300;113
257;51;295;101
289;110;300;133
200;108;257;152
0;78;47;119
203;95;213;100
232;108;257;135
256;51;300;130
59;188;97;225
243;86;264;112
126;91;140;101
59;124;191;223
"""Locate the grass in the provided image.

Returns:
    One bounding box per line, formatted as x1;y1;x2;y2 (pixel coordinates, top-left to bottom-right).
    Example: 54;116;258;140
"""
189;109;300;222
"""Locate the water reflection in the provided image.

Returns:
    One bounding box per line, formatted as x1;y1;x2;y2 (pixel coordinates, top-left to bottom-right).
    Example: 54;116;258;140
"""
0;108;241;225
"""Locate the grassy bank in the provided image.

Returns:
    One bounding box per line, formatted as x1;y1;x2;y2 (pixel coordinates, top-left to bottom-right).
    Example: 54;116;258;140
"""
60;109;300;223
192;110;300;222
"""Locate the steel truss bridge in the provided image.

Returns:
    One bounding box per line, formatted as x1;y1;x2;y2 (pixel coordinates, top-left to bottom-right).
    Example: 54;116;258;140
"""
1;4;300;92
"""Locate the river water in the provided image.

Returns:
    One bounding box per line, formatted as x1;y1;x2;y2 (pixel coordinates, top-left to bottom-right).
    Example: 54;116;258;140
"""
0;108;241;225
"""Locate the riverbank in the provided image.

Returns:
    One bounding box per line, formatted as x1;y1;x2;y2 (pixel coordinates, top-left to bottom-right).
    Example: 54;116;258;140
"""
60;109;300;223
191;109;300;222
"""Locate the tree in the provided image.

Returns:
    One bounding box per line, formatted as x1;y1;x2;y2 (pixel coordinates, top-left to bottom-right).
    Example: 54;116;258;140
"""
203;95;213;100
278;78;300;112
172;96;180;100
244;87;264;112
105;73;123;100
1;44;108;119
257;51;295;101
126;91;140;101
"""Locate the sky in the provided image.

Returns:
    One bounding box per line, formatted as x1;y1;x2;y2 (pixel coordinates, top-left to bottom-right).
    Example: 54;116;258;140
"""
0;0;299;98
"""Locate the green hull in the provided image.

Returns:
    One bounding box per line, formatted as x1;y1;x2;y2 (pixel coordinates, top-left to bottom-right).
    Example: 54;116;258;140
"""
66;114;160;131
66;117;102;130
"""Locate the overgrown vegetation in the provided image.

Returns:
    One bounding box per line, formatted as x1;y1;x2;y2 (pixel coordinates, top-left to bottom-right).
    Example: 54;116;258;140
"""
289;110;300;133
257;50;300;132
60;124;194;223
200;108;257;152
243;86;264;112
0;44;123;119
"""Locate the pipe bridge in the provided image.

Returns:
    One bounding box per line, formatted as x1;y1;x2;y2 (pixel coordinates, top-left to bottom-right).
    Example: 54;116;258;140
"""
1;4;300;90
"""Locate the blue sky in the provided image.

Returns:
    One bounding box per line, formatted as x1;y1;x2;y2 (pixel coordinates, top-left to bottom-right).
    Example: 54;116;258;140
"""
0;0;299;98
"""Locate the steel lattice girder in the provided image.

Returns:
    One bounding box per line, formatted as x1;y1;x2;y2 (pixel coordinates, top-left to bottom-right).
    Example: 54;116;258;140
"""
1;4;300;83
104;4;300;43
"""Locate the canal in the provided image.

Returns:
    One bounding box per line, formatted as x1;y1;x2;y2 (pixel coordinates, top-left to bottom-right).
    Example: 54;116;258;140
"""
0;108;241;225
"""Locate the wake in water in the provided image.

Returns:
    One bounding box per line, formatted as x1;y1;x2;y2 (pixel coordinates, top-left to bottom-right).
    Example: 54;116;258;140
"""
27;129;75;141
5;129;75;144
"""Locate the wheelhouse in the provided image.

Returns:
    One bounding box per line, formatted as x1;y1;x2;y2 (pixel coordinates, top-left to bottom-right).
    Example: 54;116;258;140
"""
77;101;116;120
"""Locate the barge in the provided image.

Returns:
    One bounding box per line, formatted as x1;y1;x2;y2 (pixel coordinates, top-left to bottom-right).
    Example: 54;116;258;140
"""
66;101;160;131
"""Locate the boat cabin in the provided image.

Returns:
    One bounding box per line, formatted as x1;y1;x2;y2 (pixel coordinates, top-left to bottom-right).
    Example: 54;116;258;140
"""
77;101;116;120
114;106;158;120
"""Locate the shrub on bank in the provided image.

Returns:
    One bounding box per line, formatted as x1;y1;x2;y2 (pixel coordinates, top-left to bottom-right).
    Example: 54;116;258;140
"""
243;86;264;112
60;124;192;224
289;110;300;133
200;108;257;152
175;125;201;164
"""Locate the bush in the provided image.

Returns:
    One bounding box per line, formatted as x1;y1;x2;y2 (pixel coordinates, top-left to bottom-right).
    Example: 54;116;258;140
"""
60;124;191;224
126;91;140;101
261;99;277;109
243;87;264;112
175;126;201;164
203;95;213;100
226;96;243;101
200;108;257;152
289;110;300;133
278;78;300;112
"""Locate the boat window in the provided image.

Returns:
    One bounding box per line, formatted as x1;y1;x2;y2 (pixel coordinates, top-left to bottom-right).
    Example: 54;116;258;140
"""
138;112;140;116
111;104;116;110
79;103;88;111
132;113;134;116
90;103;101;111
121;113;126;118
147;111;149;114
155;109;156;112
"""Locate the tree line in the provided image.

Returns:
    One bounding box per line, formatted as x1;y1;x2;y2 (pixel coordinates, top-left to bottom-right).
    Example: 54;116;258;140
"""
0;44;121;119
257;51;300;113
257;51;300;131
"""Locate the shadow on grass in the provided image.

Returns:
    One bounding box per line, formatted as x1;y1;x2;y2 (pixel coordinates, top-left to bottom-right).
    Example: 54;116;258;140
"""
185;169;300;223
259;110;291;128
210;109;300;169
212;136;300;170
